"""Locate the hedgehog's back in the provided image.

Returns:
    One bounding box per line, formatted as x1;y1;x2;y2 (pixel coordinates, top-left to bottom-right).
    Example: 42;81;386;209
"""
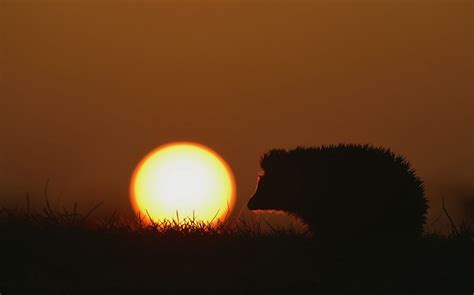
288;144;428;239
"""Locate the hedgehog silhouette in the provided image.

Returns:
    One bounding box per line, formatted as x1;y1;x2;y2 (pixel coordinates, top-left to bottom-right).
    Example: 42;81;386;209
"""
248;144;428;239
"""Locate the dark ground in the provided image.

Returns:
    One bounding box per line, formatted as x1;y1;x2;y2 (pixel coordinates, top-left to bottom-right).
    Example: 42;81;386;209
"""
0;205;472;295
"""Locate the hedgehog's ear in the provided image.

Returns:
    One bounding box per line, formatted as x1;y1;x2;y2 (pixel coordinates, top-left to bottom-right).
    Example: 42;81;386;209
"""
259;149;288;171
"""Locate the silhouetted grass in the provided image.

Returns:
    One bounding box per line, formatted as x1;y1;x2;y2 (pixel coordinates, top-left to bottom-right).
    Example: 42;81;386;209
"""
0;201;472;295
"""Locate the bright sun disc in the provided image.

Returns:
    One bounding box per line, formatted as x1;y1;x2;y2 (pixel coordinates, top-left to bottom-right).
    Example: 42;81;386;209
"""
130;142;236;224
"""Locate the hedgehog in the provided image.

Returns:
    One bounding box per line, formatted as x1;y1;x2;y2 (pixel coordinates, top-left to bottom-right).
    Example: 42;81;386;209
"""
247;144;428;239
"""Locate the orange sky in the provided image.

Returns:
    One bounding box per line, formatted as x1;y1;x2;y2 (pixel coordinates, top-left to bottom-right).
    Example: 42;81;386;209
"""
1;1;473;226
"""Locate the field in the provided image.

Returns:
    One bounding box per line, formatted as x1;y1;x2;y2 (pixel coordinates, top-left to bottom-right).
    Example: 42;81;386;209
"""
0;201;472;295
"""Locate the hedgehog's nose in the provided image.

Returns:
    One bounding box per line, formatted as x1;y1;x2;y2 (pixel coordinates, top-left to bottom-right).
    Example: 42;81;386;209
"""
247;195;257;210
247;200;255;210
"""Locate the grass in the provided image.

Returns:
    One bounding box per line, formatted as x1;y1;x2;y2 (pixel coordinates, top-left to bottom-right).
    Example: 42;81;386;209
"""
0;199;472;295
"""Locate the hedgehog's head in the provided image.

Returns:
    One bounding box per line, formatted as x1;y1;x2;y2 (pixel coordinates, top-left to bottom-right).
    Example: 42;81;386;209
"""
248;149;302;212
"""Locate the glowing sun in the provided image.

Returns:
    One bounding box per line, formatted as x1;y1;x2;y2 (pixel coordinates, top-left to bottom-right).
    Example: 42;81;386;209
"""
130;142;236;224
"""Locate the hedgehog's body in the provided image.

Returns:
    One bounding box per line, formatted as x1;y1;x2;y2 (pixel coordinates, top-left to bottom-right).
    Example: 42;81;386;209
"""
248;144;428;239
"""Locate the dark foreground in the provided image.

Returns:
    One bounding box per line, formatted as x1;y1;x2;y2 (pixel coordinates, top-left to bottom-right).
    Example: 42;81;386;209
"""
0;207;472;295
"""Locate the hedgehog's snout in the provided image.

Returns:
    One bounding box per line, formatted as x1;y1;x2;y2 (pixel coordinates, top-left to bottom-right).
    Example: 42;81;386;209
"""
247;193;259;210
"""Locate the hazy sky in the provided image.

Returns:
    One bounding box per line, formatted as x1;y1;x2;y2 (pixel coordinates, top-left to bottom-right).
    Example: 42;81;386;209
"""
1;1;472;226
